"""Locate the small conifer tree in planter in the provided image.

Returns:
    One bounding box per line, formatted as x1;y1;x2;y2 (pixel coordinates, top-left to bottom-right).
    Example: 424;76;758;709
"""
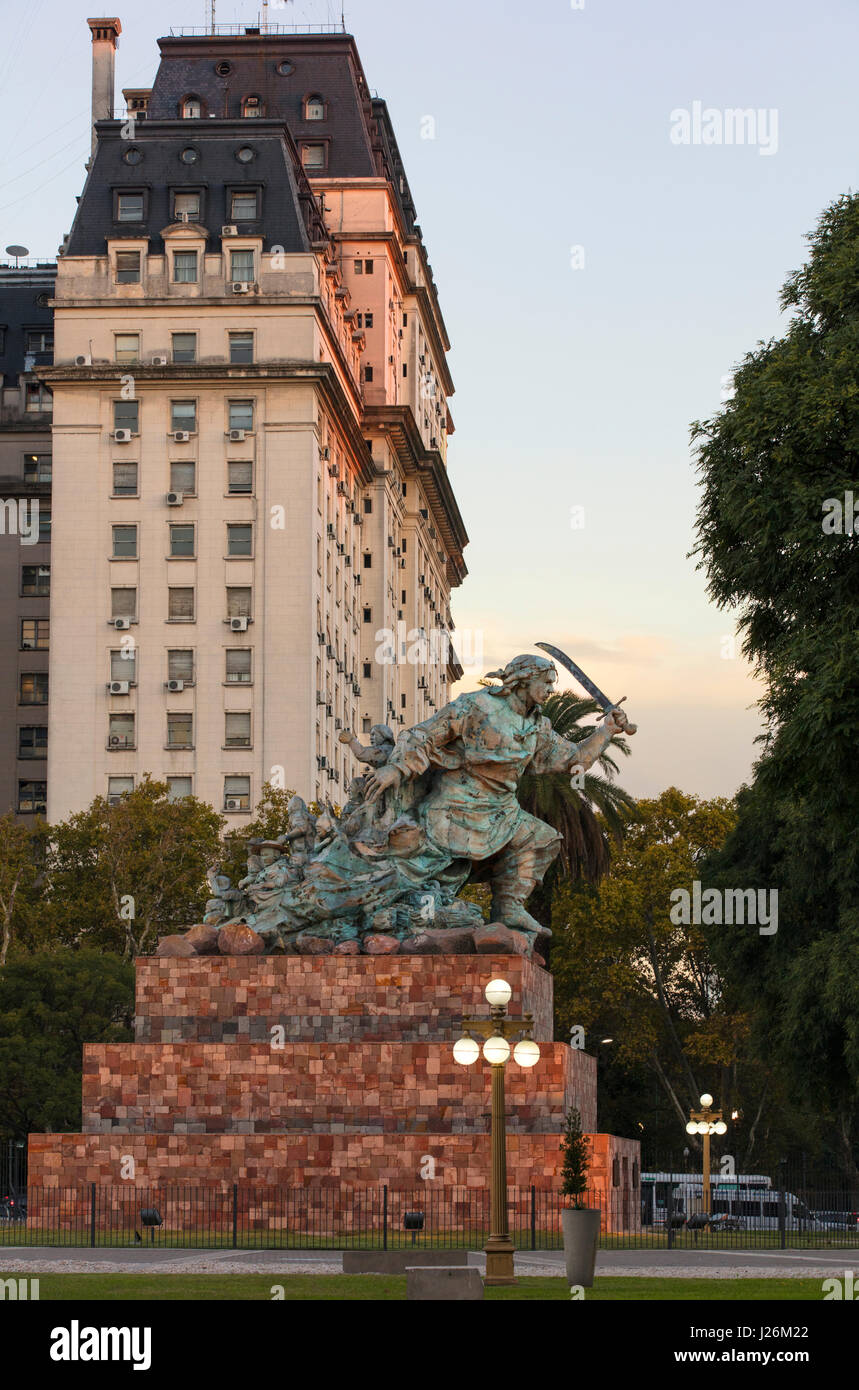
559;1107;601;1286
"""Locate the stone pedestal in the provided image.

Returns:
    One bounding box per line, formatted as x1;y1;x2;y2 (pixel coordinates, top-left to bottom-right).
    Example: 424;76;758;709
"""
27;954;639;1231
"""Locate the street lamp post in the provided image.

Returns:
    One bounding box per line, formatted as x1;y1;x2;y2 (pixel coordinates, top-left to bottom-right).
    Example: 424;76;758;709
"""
685;1094;728;1214
453;977;540;1286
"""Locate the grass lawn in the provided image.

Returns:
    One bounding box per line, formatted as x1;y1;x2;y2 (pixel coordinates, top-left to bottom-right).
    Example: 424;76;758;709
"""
0;1273;828;1301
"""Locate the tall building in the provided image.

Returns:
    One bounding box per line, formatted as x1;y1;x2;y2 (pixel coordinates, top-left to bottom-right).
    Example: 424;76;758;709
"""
0;262;56;819
44;19;467;823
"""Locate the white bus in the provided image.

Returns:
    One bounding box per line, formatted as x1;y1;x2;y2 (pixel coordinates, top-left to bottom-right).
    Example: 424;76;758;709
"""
642;1172;824;1231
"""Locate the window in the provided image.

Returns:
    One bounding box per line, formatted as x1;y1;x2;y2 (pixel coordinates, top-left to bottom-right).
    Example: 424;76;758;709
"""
112;524;137;558
226;649;252;683
115;251;141;284
228;399;254;431
173;190;201;220
37;507;51;542
227;586;252;618
227;523;252;557
363;661;372;679
354;260;363;274
364;365;374;383
305;95;325;120
108;713;135;749
170;461;196;495
225;711;251;747
19;673;48;705
363;606;372;624
110;648;136;683
168;587;195;621
21;564;50;596
114;333;139;364
230;190;258;221
224;775;250;809
19;726;47;759
301;143;326;170
25;383;52;413
116;191;145;222
23;453;51;483
362;552;372;569
113;399;139;432
171;399;197;432
18;780;46;815
108;776;134;802
169;523;195;558
181;96;202;119
111;587;137;620
171;332;197;364
167;776;192;802
241;96;263;118
26;330;53;353
364;312;374;329
167;711;193;748
173;251;198;283
229;331;254;364
21;619;49;650
228;460;253;494
402;363;408;378
112;461;138;496
364;259;374;274
168;649;194;683
230;249;255;283
363;497;373;514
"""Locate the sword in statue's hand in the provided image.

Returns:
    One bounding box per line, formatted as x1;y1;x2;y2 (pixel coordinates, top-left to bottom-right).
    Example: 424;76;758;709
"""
535;642;638;735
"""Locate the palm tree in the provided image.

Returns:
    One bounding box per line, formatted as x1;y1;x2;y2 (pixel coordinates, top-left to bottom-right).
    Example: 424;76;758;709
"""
517;692;637;911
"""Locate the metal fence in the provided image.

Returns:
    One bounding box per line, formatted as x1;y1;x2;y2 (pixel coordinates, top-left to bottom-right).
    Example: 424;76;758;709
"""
1;1179;857;1249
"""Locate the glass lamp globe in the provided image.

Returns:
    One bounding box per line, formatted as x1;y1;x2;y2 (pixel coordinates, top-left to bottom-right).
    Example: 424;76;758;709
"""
714;1120;728;1135
483;1034;511;1064
453;1035;480;1066
699;1093;714;1108
513;1039;540;1068
485;979;512;1008
696;1121;709;1135
685;1121;698;1136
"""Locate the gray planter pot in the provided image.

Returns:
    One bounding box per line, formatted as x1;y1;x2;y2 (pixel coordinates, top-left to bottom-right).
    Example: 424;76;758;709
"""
561;1206;601;1287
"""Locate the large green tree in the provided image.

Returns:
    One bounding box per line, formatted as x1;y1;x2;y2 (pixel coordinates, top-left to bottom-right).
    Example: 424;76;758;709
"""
692;192;859;1174
45;777;224;957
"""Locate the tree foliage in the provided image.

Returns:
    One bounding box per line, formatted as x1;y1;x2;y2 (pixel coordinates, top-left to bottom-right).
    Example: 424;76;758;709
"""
692;192;859;1173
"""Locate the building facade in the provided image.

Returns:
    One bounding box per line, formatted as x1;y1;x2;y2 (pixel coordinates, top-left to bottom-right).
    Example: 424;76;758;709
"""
0;264;56;819
45;21;467;823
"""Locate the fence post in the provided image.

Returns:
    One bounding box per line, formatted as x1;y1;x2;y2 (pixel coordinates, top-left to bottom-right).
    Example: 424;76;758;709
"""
89;1183;96;1249
530;1185;536;1251
778;1185;786;1250
232;1183;238;1250
382;1185;388;1250
667;1192;674;1250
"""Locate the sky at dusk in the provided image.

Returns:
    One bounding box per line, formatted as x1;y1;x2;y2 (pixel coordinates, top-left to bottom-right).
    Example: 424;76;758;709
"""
3;0;856;798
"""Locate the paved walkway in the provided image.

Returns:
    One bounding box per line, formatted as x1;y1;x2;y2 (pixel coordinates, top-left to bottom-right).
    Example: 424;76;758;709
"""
0;1246;853;1278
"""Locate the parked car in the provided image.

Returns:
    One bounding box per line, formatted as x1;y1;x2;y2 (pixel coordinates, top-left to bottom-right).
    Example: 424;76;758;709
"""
814;1210;859;1231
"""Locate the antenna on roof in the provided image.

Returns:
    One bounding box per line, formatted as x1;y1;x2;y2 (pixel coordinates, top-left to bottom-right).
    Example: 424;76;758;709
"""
261;0;269;31
208;0;216;34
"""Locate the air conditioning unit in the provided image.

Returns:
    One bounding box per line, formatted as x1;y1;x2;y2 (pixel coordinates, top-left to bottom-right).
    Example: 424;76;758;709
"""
167;491;183;506
326;644;335;658
151;355;168;366
177;212;191;223
387;535;395;548
230;616;249;631
419;574;426;585
317;755;327;769
224;798;241;811
344;555;352;567
335;718;342;730
75;353;92;367
337;481;348;496
321;446;331;460
353;514;363;527
172;430;191;442
167;679;185;693
354;574;361;586
113;616;131;630
113;429;132;443
316;632;325;645
316;692;326;706
109;735;123;746
326;524;335;539
108;680;130;695
232;282;252;294
222;225;239;237
229;429;246;442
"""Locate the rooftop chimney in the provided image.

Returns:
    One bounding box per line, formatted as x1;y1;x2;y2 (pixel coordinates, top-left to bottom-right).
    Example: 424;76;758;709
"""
87;18;122;156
